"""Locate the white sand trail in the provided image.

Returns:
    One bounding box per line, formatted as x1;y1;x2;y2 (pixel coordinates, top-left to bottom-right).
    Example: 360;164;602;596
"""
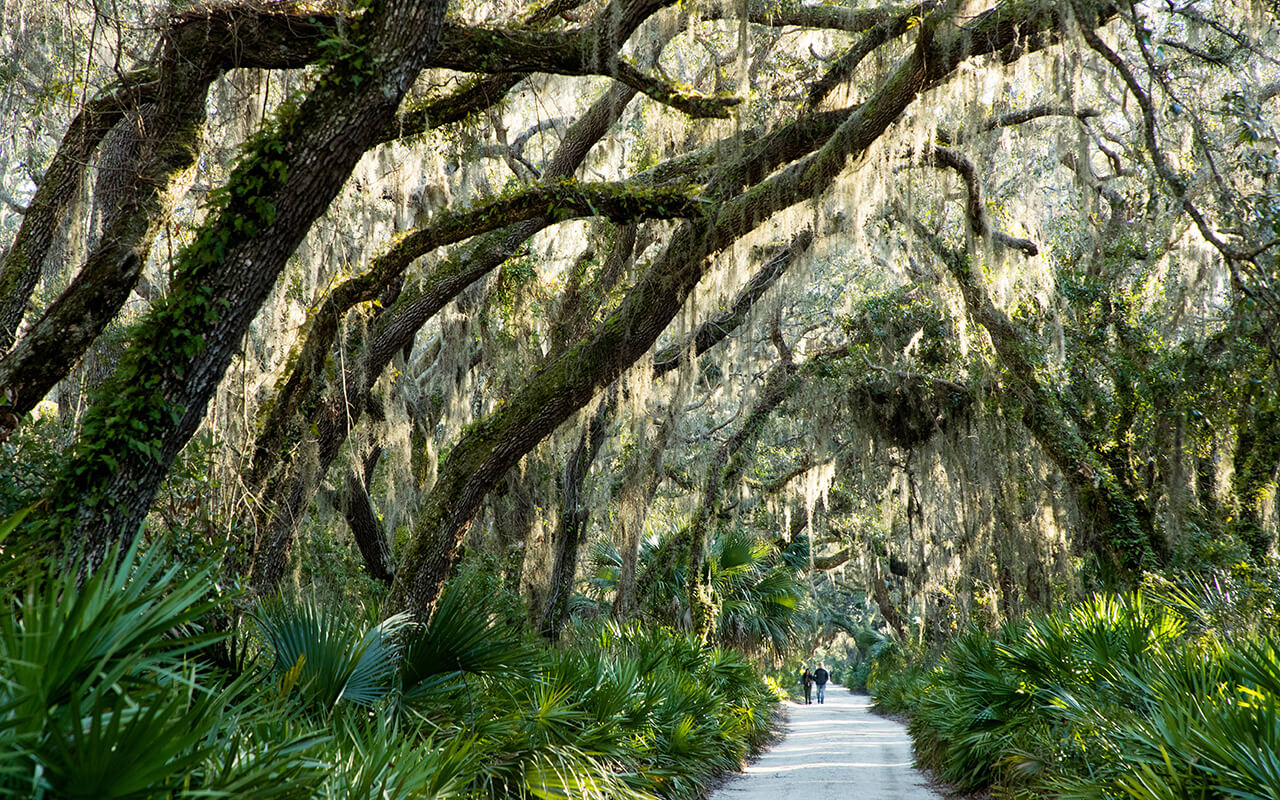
710;686;945;800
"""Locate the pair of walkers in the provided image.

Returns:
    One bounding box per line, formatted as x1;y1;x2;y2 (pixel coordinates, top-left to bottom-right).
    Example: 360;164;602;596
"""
800;663;829;704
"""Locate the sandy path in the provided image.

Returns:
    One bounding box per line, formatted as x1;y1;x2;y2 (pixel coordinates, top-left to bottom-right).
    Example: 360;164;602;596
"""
710;685;944;800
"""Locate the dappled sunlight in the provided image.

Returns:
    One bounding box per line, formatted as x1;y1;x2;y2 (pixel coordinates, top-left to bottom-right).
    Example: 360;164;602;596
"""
744;761;915;773
711;685;943;799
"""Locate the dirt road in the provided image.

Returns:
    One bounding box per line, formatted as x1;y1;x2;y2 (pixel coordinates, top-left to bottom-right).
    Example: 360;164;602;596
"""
710;686;944;800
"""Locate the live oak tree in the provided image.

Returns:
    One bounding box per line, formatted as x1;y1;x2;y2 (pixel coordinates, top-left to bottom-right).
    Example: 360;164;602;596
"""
2;0;1277;635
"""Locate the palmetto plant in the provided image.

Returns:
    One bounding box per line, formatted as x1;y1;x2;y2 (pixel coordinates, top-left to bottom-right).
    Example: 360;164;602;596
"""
710;530;803;656
399;573;534;703
255;597;413;712
628;526;803;656
874;587;1280;800
0;500;781;800
0;536;323;799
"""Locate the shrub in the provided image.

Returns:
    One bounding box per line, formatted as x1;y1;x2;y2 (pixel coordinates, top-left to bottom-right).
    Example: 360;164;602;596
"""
873;588;1280;800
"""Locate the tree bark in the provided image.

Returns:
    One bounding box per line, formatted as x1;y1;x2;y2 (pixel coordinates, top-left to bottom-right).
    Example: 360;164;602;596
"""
388;0;1100;619
0;78;149;355
0;70;208;434
338;449;395;585
872;572;909;640
540;390;614;639
39;0;452;565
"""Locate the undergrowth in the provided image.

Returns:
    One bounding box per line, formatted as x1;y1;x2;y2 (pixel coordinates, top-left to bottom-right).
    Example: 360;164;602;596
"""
0;528;783;799
867;572;1280;800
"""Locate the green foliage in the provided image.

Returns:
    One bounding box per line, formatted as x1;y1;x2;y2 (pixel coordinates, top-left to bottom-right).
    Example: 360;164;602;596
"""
630;525;806;658
0;538;324;798
0;416;63;520
256;597;413;712
399;572;534;701
711;529;804;656
872;585;1280;799
841;284;958;372
0;530;779;799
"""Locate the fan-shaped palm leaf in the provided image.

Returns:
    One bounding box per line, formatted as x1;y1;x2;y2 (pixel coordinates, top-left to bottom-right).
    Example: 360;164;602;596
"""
255;598;412;711
400;575;533;701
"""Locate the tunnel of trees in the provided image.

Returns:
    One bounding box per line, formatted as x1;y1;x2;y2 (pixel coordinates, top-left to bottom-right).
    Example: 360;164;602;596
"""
1;0;1278;795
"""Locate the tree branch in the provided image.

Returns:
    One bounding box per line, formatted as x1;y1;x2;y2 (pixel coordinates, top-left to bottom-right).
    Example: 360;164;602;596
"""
431;28;740;117
926;146;1040;256
1078;17;1270;265
0;73;155;353
653;229;813;375
807;2;939;108
700;0;927;33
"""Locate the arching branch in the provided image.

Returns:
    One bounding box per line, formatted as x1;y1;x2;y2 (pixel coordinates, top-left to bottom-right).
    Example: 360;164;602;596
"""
653;229;813;375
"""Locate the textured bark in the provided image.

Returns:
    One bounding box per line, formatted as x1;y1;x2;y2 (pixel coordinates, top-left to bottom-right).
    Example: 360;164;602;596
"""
0;62;208;435
699;0;922;33
0;7;348;357
430;24;737;118
806;2;939;108
872;572;909;640
339;450;395;585
812;547;853;570
248;82;642;595
0;79;148;354
540;391;614;639
380;0;589;142
41;0;452;566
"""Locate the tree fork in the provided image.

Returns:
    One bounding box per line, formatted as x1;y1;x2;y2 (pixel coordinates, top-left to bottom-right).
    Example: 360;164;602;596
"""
0;77;152;354
36;0;452;566
0;63;211;438
388;0;1120;620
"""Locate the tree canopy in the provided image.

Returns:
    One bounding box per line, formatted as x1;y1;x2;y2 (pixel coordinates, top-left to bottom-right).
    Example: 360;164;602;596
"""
1;0;1278;641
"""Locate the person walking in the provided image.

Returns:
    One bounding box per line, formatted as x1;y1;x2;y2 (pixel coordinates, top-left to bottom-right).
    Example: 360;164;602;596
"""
814;663;830;704
801;668;814;704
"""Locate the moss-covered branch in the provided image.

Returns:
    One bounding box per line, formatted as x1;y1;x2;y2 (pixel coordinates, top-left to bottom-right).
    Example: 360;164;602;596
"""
432;26;739;118
248;82;642;595
34;0;453;565
250;178;703;483
806;2;939;108
0;75;154;354
388;0;1120;620
653;230;813;375
0;44;213;438
699;0;927;33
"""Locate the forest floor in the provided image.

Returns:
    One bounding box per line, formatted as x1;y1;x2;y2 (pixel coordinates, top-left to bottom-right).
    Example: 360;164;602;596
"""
709;685;946;800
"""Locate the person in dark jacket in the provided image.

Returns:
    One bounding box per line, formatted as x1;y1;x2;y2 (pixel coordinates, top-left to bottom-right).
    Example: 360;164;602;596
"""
801;668;814;704
814;663;830;704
